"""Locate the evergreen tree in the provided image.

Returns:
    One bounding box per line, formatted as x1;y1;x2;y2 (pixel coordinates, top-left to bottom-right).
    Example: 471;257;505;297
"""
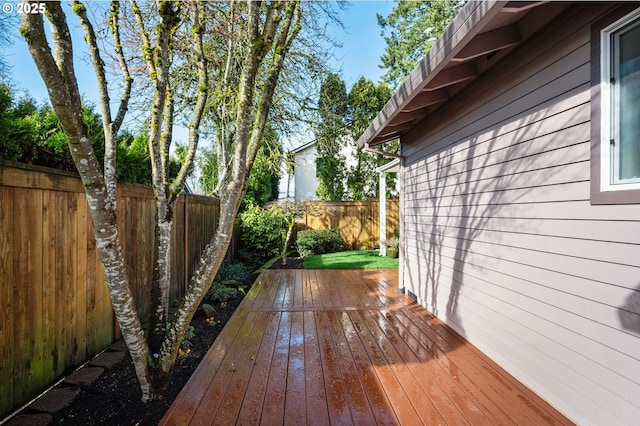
378;0;464;87
346;77;394;200
315;73;347;200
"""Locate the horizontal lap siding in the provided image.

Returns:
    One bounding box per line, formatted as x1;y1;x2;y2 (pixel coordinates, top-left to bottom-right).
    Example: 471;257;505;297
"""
401;4;640;425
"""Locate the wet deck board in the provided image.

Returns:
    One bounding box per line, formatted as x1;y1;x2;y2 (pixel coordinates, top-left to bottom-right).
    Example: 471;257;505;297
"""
161;269;573;425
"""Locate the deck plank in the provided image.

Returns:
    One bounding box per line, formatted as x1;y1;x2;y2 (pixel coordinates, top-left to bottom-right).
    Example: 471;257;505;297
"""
345;308;426;425
235;311;282;424
398;303;519;425
366;308;470;424
188;309;262;424
284;311;306;425
161;269;574;426
315;310;353;425
325;311;377;425
378;309;490;424
336;310;399;425
303;310;330;426
212;310;271;425
400;303;559;425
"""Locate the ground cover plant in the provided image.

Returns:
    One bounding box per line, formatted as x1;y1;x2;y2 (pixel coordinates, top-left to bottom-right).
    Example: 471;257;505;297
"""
303;250;399;269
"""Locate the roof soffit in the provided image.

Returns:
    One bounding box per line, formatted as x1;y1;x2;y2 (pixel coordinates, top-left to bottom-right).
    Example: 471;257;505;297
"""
358;0;566;148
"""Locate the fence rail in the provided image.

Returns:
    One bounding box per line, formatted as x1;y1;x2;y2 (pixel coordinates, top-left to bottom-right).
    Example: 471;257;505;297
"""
297;199;399;250
0;161;229;419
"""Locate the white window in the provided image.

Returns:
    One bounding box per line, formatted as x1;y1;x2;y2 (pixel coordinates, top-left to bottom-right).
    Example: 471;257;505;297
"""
600;8;640;191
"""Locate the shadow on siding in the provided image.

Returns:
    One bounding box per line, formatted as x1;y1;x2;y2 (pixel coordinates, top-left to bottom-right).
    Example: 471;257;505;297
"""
404;86;586;334
619;284;640;334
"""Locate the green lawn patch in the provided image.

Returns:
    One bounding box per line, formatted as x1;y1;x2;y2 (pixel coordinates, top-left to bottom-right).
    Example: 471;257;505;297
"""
303;250;399;270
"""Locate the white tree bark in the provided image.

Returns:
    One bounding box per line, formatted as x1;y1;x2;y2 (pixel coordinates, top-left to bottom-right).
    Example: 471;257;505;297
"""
22;0;301;401
162;0;302;377
21;0;153;397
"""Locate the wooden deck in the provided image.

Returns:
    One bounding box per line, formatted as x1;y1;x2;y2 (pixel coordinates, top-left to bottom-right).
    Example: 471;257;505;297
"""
161;269;572;425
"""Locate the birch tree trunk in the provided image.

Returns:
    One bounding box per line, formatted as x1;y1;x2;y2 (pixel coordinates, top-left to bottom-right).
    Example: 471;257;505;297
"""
21;0;301;401
162;0;302;378
20;0;154;398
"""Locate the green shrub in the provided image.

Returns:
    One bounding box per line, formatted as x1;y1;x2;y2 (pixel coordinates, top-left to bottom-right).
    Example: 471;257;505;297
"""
296;228;346;257
239;205;289;261
205;282;239;303
215;262;252;285
237;249;265;271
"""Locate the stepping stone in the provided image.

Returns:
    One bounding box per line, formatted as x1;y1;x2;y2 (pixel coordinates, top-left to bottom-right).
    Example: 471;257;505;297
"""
90;351;125;369
29;387;80;413
5;413;52;426
109;339;128;352
64;366;105;385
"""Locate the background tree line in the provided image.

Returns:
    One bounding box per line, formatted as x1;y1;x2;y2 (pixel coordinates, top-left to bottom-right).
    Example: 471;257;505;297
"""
0;83;183;185
313;0;463;202
314;73;396;201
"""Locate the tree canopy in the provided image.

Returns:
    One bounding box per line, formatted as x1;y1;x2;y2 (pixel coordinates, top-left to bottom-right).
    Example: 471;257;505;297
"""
346;77;394;200
378;0;465;87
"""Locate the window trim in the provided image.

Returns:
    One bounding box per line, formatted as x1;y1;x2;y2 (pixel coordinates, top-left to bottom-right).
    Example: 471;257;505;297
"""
591;4;640;205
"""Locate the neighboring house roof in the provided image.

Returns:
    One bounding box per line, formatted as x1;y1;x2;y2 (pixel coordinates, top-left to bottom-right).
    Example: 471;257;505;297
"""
376;158;400;174
291;139;317;154
357;1;570;148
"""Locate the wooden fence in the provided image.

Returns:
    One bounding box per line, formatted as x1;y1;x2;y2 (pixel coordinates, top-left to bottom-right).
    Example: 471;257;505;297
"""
297;199;399;250
0;162;231;419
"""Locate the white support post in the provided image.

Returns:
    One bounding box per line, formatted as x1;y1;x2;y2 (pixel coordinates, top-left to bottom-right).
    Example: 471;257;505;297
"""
379;170;387;256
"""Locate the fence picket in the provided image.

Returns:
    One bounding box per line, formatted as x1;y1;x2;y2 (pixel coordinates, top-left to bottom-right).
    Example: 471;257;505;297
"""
0;162;229;419
297;199;399;250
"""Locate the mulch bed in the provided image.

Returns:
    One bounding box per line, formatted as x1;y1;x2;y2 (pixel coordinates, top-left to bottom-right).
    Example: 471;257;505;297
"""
11;258;304;425
268;255;304;269
49;296;243;426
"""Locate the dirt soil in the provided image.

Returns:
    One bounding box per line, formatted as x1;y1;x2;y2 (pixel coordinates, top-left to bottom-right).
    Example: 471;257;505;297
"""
268;255;304;269
39;258;304;425
50;296;242;426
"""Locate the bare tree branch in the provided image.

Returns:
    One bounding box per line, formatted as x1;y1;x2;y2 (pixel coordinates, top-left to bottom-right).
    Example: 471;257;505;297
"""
169;0;208;202
110;1;133;133
72;0;119;207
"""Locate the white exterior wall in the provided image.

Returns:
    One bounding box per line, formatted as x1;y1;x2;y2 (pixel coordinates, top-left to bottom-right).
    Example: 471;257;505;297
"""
400;4;640;425
293;139;359;201
293;144;319;201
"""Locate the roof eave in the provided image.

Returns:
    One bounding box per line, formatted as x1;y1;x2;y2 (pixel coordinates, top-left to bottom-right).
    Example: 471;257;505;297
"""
291;139;318;154
357;0;508;149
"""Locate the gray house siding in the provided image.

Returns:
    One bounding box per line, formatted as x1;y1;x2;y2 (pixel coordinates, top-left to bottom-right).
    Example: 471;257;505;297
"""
400;4;640;425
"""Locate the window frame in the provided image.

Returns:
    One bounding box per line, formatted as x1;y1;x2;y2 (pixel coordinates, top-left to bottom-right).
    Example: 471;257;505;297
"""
591;5;640;204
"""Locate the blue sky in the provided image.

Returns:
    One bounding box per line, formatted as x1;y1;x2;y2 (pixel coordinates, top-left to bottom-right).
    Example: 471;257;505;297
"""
326;1;395;89
5;1;395;105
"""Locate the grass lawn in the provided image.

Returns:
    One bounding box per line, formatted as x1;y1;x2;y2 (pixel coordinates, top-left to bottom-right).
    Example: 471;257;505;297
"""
303;250;399;269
